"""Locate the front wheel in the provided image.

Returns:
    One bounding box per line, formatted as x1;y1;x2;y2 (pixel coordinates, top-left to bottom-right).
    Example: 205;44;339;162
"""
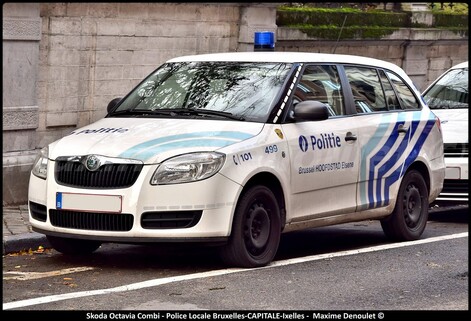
381;170;429;241
47;235;102;255
219;185;281;268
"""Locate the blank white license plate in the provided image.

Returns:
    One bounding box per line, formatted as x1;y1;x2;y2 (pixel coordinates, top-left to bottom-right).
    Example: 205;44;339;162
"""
56;192;122;213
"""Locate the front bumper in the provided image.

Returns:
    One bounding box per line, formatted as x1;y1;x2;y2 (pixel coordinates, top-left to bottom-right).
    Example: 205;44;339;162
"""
28;165;242;242
435;156;468;203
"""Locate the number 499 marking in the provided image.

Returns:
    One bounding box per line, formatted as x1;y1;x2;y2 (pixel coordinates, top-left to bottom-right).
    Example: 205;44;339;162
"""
265;145;278;154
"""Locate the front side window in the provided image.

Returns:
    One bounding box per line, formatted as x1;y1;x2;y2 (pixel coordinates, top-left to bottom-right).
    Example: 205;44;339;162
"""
423;67;468;110
110;62;293;122
293;64;344;116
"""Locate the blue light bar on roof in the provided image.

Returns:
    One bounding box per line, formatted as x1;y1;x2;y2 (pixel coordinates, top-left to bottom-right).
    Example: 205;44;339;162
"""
254;31;275;51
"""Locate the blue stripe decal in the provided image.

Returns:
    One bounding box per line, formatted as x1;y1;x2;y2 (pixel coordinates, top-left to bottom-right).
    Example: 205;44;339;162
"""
119;131;253;161
376;113;422;207
382;117;436;203
359;110;436;210
359;113;397;208
377;113;424;206
403;119;436;170
372;113;423;208
127;138;240;161
371;120;406;208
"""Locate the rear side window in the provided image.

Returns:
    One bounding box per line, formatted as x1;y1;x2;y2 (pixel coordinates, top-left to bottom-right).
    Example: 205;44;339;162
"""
344;66;387;113
385;71;420;110
379;70;401;110
343;66;420;113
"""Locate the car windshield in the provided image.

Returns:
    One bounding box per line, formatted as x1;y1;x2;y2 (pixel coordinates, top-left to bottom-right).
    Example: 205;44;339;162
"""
423;67;468;110
110;61;293;122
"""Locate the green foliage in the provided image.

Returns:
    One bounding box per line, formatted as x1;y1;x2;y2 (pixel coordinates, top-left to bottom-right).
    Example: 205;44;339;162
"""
429;2;468;14
277;9;411;29
278;6;363;14
286;25;399;40
277;4;468;40
434;12;469;27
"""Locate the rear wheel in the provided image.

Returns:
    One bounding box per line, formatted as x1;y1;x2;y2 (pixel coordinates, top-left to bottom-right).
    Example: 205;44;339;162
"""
220;185;281;268
381;170;429;241
47;235;101;255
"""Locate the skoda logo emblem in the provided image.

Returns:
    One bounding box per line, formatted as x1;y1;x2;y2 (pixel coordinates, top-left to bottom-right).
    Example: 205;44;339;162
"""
85;155;101;171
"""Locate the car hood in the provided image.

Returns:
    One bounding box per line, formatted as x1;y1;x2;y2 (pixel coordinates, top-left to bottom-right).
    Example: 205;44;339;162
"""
432;109;469;144
48;118;263;164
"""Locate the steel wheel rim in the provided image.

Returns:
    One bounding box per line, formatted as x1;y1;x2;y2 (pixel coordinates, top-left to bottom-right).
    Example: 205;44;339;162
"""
403;184;422;228
244;202;271;255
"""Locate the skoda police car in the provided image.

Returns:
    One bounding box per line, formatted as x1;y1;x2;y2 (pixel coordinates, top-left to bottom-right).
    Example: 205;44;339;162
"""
29;51;445;267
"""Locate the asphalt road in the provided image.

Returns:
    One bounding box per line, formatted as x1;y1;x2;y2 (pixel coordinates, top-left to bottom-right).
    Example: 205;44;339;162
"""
2;208;468;313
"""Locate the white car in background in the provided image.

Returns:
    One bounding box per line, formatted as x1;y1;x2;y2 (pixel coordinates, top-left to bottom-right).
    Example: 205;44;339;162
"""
423;61;468;204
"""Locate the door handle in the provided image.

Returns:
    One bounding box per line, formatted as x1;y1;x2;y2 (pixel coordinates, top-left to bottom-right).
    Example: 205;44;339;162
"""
345;132;357;142
397;124;409;133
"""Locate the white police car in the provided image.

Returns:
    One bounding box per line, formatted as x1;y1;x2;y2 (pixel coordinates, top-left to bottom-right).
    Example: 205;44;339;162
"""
422;61;468;204
29;51;445;267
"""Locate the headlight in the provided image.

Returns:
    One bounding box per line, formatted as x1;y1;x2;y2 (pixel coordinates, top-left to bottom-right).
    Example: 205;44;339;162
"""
32;146;49;179
151;152;225;185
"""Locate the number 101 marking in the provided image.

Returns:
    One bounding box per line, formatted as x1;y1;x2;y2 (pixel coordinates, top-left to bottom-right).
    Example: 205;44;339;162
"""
233;152;252;165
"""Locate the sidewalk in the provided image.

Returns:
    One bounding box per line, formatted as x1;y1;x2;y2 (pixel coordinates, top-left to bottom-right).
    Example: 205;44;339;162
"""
2;204;49;255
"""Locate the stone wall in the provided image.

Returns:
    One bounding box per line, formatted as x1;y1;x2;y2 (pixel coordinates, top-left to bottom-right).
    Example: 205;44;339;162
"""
2;3;41;205
35;3;243;146
2;3;469;205
3;2;281;205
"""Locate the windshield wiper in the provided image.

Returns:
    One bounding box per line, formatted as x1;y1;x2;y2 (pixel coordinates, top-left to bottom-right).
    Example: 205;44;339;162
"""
109;108;245;121
108;109;175;117
168;108;245;121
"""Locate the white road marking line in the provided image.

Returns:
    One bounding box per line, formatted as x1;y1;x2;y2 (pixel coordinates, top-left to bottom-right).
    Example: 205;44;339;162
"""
3;232;468;310
3;267;95;281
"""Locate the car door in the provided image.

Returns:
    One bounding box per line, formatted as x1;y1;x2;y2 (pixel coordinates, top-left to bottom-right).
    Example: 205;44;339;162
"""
342;65;425;211
281;64;361;222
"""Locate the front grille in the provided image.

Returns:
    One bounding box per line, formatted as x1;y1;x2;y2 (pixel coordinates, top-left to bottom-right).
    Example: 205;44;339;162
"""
55;161;143;188
141;211;202;229
50;209;134;231
444;143;468;157
441;179;469;195
29;201;47;222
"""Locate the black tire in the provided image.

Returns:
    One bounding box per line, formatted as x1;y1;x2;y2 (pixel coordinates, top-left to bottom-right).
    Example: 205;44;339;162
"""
47;235;101;255
219;185;281;268
381;170;429;241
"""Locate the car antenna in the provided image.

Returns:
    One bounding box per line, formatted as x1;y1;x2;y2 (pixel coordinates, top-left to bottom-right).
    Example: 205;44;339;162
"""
332;15;347;54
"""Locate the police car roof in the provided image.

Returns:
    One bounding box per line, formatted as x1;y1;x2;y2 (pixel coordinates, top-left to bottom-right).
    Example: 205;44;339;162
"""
167;51;402;72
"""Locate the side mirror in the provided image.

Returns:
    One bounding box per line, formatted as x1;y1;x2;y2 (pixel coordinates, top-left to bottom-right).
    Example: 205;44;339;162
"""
107;97;122;114
293;100;330;121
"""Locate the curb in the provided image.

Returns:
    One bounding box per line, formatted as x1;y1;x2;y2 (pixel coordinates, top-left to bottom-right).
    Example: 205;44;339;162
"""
3;233;50;255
